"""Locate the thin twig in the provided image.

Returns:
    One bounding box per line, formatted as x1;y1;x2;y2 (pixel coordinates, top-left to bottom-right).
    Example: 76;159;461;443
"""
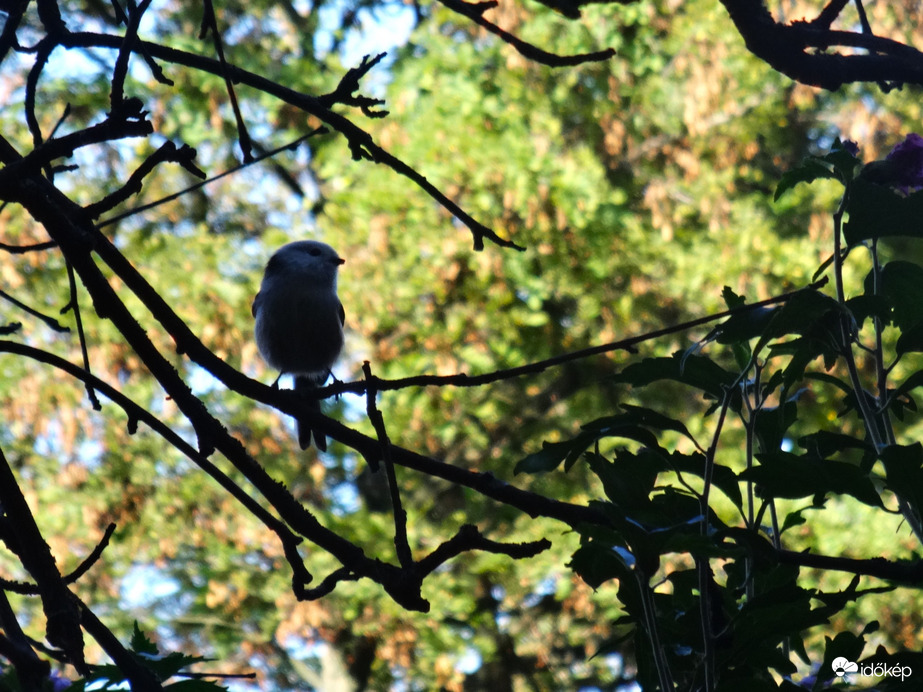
0;288;70;332
64;260;101;409
320;281;828;399
363;361;412;567
200;0;253;161
437;0;615;67
96;129;323;228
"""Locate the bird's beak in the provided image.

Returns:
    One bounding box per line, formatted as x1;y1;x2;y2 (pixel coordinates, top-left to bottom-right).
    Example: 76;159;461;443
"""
335;257;345;265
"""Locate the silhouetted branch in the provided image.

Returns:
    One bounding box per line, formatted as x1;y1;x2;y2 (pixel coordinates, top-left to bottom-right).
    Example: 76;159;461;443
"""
0;287;70;332
199;0;253;160
96;129;324;228
811;0;849;31
438;0;615;67
0;446;87;674
363;361;412;567
721;0;923;90
776;548;923;584
64;523;117;585
0;339;313;591
83;141;205;219
0;240;57;253
110;0;153;110
57;31;522;250
417;525;550;577
76;596;163;691
64;260;101;408
0;590;50;691
319;280;827;398
318;52;389;116
0;113;153;183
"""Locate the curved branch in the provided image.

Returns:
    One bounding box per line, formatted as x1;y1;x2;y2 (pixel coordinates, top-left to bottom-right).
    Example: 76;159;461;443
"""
721;0;923;90
0;339;313;589
58;31;522;251
437;0;615;67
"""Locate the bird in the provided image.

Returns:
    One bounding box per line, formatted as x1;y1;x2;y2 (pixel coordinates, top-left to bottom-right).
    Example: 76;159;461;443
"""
252;240;345;450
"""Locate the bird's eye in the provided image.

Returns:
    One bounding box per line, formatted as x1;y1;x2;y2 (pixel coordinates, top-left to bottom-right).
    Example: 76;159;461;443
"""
308;248;322;256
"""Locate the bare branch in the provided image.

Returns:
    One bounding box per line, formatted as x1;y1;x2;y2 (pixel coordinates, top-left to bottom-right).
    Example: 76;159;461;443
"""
96;129;324;228
417;525;550;577
318;52;389;116
438;0;616;67
0;339;312;590
110;0;154;110
0;445;87;673
362;361;412;567
58;31;522;250
199;0;253;161
0;590;50;691
320;280;827;399
64;260;101;409
83;141;205;219
721;0;923;90
0;287;70;332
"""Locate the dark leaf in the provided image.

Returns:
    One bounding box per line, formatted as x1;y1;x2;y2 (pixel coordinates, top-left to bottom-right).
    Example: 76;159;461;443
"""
897;322;923;354
797;430;872;460
880;443;923;513
743;451;882;506
569;542;635;589
845;293;891;329
131;622;158;655
866;261;923;332
774;158;838;201
844;180;923;246
613;352;737;402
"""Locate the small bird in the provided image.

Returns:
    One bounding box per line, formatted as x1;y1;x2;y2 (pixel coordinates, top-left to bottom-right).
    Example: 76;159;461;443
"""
252;240;345;450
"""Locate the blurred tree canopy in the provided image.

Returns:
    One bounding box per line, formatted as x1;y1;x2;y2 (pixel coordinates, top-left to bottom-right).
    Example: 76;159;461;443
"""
3;0;923;689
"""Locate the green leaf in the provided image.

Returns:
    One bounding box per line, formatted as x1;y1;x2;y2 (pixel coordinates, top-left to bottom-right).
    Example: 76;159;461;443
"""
514;437;591;474
822;141;861;182
896;322;923;354
892;369;923;401
131;622;159;656
845;294;891;330
752;394;802;454
721;285;747;309
798;430;873;463
759;289;843;344
817;631;866;687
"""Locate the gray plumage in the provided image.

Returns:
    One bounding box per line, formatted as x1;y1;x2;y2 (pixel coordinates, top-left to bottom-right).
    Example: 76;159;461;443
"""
253;240;345;450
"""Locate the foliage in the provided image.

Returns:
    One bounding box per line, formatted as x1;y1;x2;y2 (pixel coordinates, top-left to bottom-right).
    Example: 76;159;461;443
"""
4;0;923;690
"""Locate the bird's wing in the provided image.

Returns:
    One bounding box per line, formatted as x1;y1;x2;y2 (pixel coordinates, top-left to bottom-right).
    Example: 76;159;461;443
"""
252;290;262;318
338;299;345;327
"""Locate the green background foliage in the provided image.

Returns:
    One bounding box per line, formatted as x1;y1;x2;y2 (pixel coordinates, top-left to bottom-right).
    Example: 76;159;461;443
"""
4;0;923;689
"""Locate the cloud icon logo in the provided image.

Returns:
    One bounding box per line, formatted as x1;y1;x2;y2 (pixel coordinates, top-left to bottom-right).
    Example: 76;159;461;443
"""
832;657;859;677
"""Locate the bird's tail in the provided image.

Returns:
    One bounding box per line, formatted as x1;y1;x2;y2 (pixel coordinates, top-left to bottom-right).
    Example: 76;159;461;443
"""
294;374;327;451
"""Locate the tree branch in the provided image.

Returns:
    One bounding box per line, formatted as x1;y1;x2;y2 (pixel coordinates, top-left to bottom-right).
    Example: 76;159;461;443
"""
438;0;616;67
721;0;923;90
57;31;522;250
